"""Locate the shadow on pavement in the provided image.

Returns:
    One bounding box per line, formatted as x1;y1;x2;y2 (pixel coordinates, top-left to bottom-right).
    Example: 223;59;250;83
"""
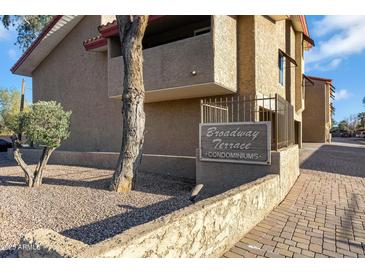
300;144;365;178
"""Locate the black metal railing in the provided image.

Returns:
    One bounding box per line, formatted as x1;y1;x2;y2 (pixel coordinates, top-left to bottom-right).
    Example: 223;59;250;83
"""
200;94;294;150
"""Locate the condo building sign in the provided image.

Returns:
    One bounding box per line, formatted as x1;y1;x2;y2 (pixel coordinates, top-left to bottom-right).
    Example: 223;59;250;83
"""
199;122;271;165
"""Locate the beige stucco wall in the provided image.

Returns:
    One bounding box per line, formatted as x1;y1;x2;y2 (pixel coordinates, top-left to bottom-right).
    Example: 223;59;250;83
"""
108;33;215;98
32;16;123;153
237;16;256;95
237;15;285;97
286;20;296;106
302;79;327;142
254;16;286;98
109;15;238;100
32;16;202;158
237;16;303;148
295;32;304;112
144;99;200;157
31;15;305;170
14;148;197;179
238;15;304;115
212;15;237;91
324;84;332;142
325;84;330;125
144;98;201;177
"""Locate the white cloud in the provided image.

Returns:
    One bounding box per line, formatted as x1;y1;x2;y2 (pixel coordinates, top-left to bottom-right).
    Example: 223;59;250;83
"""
335;89;351;101
313;16;365;36
306;58;343;72
325;58;342;70
306;16;365;65
0;24;8;40
7;48;17;60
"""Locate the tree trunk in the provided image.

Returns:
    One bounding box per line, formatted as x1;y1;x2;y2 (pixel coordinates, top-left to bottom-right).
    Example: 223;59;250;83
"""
11;135;56;188
110;15;149;193
13;147;33;187
33;147;55;187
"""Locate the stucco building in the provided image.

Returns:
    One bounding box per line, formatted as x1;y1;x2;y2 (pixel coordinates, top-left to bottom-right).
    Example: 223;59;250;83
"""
11;15;313;178
302;76;334;143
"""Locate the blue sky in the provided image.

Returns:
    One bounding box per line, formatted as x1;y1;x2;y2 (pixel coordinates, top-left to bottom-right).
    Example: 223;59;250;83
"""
305;16;365;122
0;16;364;122
0;24;32;102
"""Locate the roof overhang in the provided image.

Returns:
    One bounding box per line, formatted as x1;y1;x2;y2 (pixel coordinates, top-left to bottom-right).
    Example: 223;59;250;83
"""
83;36;107;52
303;74;315;86
269;15;313;49
306;75;335;91
293;15;313;49
269;15;309;35
11;15;84;76
269;15;290;21
303;33;315;47
83;15;166;52
306;75;333;83
98;15;166;38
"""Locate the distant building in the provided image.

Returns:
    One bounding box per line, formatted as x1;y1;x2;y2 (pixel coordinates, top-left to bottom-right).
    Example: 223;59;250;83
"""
303;76;334;143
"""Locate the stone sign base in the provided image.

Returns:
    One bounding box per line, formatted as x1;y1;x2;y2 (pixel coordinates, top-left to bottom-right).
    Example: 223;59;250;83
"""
196;145;299;196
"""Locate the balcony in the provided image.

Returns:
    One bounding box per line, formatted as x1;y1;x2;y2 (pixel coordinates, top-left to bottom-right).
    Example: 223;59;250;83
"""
108;16;237;103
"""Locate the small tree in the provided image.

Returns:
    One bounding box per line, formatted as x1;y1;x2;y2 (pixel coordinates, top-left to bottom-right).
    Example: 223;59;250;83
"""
358;112;365;128
0;89;29;134
11;101;71;187
338;120;349;132
346;114;359;131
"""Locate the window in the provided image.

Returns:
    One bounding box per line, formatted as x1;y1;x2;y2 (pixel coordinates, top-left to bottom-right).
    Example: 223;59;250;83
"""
279;53;285;86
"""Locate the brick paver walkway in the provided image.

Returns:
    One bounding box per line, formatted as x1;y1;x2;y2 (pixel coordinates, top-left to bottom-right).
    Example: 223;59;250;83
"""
223;138;365;258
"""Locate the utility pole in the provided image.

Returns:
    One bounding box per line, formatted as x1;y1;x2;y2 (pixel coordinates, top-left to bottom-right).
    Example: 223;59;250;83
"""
18;79;25;141
20;79;25;112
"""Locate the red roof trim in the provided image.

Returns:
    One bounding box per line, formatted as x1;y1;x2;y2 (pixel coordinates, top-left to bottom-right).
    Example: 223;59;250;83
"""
11;15;63;74
98;15;166;38
83;37;107;51
299;15;309;37
100;24;118;38
306;75;333;83
299;15;313;49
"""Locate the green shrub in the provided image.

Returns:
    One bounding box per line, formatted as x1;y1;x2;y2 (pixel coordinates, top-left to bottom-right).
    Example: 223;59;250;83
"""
23;101;71;147
12;101;72;187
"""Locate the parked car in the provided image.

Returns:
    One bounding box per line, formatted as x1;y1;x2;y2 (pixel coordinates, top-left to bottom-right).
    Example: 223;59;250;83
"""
331;131;341;137
0;138;12;152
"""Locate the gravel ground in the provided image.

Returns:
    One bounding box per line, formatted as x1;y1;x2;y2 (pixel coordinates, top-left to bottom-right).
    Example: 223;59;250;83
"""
0;153;193;257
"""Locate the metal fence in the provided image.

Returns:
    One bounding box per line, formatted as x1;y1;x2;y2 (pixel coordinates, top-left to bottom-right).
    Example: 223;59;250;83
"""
200;94;294;150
